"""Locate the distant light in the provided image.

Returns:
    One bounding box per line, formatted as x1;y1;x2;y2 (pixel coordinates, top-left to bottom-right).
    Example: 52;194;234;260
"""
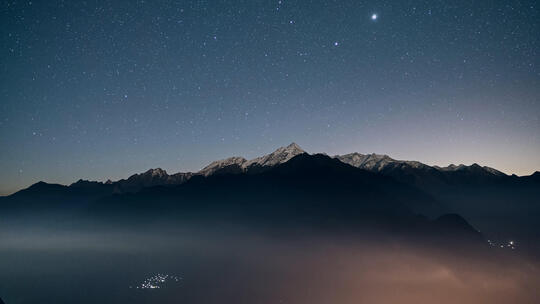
509;241;514;245
134;273;182;290
371;14;378;20
334;41;339;46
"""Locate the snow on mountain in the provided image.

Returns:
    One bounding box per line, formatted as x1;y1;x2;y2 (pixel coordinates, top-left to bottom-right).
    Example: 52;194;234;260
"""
244;142;305;168
336;153;430;172
95;143;509;193
336;152;506;177
199;156;248;176
435;164;505;176
113;168;193;192
198;143;306;176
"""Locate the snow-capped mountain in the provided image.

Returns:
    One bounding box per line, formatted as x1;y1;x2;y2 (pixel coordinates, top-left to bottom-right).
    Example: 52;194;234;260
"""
335;153;430;172
335;151;507;190
15;142;528;197
199;143;306;176
3;143;537;252
244;142;305;168
85;143;513;193
113;168;194;193
99;143;305;192
434;163;505;176
335;152;506;177
198;156;248;177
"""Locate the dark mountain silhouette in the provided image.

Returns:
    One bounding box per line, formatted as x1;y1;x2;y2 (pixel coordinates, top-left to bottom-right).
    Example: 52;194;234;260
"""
0;152;484;244
523;171;540;182
335;153;540;242
6;142;533;200
112;168;194;193
1;143;538;243
433;213;483;241
94;153;433;218
2;181;113;212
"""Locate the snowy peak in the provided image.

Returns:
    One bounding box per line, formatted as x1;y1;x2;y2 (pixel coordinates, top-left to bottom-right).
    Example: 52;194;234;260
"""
437;164;462;171
246;142;305;168
336;153;398;171
285;142;304;152
142;168;168;178
198;143;306;176
13;143;531;198
110;167;195;193
199;157;248;176
436;164;505;176
91;143;512;194
481;166;505;176
337;152;506;176
122;168;171;186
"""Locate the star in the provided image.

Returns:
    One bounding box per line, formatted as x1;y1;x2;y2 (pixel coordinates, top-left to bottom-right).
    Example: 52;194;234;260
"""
371;14;378;20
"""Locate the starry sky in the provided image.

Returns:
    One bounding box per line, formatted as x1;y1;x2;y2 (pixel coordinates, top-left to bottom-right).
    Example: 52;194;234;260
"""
1;0;539;195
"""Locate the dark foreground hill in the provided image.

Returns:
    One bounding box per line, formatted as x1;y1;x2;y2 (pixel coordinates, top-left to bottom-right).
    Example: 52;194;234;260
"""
0;153;486;246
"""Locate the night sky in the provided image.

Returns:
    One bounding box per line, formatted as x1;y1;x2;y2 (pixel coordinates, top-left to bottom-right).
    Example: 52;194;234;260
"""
1;0;539;194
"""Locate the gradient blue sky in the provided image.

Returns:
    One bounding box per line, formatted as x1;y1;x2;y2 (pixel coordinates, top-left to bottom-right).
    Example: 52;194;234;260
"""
1;0;539;195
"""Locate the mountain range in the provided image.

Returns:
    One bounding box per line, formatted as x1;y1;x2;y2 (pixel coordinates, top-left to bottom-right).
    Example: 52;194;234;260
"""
26;142;533;195
1;143;538;243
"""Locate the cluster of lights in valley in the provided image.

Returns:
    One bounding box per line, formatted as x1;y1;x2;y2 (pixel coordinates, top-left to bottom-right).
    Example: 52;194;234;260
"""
487;239;517;250
130;274;182;290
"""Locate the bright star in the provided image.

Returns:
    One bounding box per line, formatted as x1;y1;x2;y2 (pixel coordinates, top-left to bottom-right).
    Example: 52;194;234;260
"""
371;14;377;20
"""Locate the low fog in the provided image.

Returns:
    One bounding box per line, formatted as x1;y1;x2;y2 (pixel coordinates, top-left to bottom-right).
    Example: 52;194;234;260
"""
1;221;538;304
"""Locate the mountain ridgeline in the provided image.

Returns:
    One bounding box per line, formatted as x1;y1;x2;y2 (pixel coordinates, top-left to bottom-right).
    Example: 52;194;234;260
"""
13;142;531;196
1;143;539;242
